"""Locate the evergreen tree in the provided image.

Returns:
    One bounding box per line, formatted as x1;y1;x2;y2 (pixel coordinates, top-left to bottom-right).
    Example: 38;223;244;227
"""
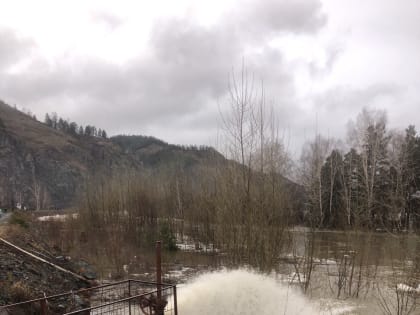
44;113;52;127
85;125;92;136
69;122;78;136
341;148;363;227
51;112;58;129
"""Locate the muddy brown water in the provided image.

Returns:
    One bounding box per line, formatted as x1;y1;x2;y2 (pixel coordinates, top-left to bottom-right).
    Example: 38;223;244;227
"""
36;216;420;314
161;229;420;314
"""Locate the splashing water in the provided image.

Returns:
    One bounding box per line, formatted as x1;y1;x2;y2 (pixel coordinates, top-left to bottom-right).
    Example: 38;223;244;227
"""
177;269;318;315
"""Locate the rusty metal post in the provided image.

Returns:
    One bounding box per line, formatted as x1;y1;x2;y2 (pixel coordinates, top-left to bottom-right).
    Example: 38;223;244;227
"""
156;240;163;315
173;285;178;315
156;241;162;297
128;280;132;315
40;298;47;315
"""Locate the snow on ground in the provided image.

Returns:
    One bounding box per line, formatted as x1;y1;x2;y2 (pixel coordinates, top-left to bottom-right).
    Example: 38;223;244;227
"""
37;213;78;221
175;234;219;253
397;283;420;294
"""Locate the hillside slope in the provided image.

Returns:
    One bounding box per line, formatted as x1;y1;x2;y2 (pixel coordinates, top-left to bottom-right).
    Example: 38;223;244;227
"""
0;101;137;209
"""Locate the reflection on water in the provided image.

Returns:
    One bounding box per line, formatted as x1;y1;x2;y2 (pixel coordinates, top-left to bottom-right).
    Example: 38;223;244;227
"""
161;229;420;272
291;229;420;268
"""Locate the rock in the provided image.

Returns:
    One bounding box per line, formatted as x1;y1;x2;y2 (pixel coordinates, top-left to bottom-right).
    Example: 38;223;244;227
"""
74;294;90;308
74;260;97;280
0;232;92;308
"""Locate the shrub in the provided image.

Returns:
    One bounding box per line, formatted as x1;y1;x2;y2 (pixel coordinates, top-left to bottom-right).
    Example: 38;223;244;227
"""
9;212;29;229
9;281;33;303
160;223;178;251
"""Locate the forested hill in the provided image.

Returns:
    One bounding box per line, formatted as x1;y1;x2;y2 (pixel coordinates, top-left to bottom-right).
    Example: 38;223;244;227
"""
0;101;302;210
0;101;138;209
111;135;225;169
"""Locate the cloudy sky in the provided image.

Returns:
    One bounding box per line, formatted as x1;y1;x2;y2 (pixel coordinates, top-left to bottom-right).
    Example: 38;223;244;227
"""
0;0;419;156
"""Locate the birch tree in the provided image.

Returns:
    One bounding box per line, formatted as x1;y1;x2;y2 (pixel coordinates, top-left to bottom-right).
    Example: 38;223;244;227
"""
347;108;390;227
300;135;333;227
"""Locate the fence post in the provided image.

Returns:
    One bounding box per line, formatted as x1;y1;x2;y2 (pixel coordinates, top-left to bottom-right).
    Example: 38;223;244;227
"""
128;280;132;315
40;297;47;315
173;285;178;315
156;240;164;315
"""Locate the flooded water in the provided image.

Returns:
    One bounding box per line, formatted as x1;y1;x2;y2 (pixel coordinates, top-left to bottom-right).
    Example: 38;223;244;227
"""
283;229;420;314
163;229;420;314
290;229;420;267
37;215;420;314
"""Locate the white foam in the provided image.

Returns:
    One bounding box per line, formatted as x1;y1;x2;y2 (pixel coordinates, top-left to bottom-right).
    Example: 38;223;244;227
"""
177;269;318;315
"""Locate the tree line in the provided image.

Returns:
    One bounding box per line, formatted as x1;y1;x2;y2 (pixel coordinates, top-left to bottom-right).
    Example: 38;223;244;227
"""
301;108;420;231
112;134;217;154
44;112;107;138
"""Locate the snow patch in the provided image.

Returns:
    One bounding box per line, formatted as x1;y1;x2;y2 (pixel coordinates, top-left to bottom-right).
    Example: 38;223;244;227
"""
37;213;78;221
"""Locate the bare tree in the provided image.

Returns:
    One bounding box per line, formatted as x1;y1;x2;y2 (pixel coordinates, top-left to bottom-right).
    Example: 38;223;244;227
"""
347;108;390;227
217;64;292;269
28;167;43;210
299;134;333;227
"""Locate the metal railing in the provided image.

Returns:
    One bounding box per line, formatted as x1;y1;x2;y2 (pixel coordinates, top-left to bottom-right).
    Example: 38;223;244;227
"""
0;280;178;315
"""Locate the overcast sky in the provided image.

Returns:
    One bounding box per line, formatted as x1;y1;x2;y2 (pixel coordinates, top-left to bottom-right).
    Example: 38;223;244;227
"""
0;0;419;157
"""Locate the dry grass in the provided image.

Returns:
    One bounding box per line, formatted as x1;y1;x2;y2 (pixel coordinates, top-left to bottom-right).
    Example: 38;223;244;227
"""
0;224;24;239
0;101;73;149
9;281;33;303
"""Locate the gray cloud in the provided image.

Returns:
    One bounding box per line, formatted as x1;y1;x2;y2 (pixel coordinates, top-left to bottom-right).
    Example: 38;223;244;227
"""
309;43;343;77
90;10;124;30
0;29;35;71
2;0;419;158
315;84;401;113
296;84;404;147
0;0;327;146
236;0;326;36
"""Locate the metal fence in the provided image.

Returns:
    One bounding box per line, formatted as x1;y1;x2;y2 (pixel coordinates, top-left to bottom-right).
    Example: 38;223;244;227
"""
0;280;178;315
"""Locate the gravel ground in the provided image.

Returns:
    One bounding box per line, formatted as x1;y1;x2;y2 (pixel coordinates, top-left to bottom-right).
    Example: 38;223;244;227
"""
0;224;93;308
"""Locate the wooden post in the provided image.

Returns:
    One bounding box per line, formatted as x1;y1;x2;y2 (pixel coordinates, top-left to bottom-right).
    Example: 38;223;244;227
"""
156;241;164;315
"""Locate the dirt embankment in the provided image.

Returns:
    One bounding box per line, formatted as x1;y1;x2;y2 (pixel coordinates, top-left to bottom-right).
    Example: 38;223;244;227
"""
0;223;94;306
